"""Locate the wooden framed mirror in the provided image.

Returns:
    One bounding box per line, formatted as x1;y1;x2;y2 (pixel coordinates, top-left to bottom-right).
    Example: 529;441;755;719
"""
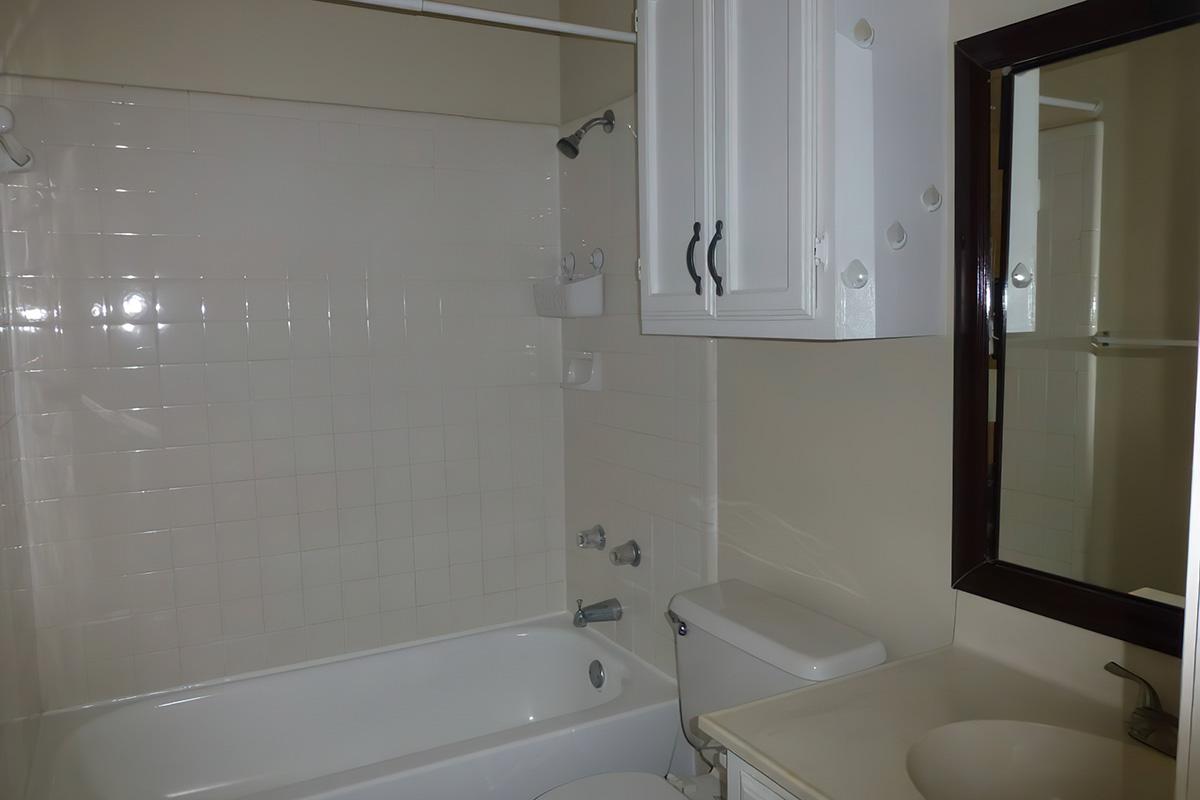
953;0;1200;656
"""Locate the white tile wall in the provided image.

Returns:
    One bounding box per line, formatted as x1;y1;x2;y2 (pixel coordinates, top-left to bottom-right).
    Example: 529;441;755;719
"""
0;76;566;709
560;96;717;676
0;163;41;798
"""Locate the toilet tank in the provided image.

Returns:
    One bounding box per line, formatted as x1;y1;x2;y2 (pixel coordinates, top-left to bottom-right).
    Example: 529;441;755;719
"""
668;580;886;750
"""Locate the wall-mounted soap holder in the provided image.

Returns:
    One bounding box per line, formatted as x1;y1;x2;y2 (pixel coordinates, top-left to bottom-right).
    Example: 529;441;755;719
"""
562;351;601;391
533;270;603;318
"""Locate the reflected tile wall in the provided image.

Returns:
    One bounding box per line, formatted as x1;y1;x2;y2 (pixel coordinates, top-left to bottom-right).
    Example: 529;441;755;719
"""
560;96;717;677
0;159;40;798
998;344;1090;577
0;76;565;709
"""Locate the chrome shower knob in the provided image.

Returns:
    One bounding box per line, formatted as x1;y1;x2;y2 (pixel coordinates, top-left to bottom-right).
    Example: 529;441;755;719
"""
577;525;606;550
608;539;640;567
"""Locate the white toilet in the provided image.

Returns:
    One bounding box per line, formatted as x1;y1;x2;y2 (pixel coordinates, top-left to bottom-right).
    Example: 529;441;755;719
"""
538;580;887;800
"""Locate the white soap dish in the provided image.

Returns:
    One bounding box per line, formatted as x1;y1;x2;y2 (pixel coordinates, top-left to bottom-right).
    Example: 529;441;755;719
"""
534;271;603;318
562;351;601;391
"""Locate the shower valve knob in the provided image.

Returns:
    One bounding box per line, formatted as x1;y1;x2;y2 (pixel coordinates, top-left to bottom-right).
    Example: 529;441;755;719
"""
577;525;606;550
609;539;641;567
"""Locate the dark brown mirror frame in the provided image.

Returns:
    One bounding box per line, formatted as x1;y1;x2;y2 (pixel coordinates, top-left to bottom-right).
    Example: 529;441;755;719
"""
953;0;1200;657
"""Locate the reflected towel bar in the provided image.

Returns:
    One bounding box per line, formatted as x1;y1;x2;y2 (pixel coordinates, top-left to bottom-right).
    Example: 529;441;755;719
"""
1091;333;1197;349
1039;95;1102;114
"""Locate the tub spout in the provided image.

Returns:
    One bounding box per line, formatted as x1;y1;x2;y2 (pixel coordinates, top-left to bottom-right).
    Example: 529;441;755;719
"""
574;598;622;627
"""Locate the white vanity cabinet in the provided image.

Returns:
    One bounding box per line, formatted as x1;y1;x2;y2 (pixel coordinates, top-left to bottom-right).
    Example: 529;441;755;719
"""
636;0;948;340
727;752;810;800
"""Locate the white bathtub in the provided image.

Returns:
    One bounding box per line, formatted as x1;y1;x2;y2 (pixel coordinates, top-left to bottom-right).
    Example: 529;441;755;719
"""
25;614;679;800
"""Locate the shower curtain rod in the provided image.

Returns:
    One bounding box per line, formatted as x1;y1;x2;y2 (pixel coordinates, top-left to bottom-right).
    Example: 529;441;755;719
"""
332;0;637;43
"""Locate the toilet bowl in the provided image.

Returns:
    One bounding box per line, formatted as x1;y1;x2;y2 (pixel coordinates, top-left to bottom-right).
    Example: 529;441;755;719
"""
535;581;886;800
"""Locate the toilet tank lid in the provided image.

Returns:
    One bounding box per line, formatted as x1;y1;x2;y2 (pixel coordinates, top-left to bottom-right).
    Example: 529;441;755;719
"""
668;580;887;681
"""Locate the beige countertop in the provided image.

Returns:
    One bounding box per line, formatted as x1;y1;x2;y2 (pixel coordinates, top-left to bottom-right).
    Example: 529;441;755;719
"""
698;645;1129;800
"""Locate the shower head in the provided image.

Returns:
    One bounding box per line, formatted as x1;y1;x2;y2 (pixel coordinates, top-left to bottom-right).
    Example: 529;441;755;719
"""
556;133;582;159
556;109;615;159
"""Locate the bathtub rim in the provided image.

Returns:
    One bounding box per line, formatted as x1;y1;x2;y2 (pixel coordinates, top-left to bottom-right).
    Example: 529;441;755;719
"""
36;611;677;720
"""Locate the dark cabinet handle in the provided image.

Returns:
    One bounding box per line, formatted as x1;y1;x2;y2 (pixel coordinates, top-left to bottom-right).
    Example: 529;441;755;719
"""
685;222;702;295
706;220;724;297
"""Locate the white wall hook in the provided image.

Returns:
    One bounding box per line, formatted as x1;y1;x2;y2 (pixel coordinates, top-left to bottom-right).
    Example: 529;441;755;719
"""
886;222;907;250
1010;262;1033;289
840;259;870;290
921;185;942;212
852;18;875;48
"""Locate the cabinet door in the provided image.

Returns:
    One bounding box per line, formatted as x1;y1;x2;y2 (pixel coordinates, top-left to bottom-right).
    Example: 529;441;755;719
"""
638;0;715;325
728;752;809;800
710;0;820;324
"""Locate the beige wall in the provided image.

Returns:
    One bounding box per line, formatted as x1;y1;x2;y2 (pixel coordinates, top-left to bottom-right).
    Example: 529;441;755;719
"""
717;337;957;659
558;0;636;123
948;0;1075;40
0;0;561;123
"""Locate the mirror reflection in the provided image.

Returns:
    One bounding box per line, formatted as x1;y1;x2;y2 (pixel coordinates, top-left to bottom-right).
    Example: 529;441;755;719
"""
995;23;1200;602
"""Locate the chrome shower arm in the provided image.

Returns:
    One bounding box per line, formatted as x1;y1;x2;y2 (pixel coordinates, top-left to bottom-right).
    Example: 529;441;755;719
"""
576;110;616;137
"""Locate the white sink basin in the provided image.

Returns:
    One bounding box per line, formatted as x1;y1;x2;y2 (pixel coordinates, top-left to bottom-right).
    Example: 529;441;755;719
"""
906;720;1174;800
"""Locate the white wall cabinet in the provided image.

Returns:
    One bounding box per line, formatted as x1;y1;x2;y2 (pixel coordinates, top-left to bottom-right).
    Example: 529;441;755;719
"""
638;0;714;323
637;0;948;340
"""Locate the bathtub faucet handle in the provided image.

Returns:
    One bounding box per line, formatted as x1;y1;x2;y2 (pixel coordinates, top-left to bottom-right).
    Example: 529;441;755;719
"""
577;524;606;551
608;540;640;567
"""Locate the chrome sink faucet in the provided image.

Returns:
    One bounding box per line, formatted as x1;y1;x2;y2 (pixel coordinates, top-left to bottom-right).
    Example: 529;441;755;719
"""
574;598;622;628
1105;661;1178;758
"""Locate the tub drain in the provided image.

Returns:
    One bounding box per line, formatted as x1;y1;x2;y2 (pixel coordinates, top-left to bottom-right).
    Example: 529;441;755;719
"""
588;659;605;689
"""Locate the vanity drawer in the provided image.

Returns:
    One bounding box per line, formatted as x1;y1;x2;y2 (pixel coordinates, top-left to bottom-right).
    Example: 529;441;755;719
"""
727;752;811;800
